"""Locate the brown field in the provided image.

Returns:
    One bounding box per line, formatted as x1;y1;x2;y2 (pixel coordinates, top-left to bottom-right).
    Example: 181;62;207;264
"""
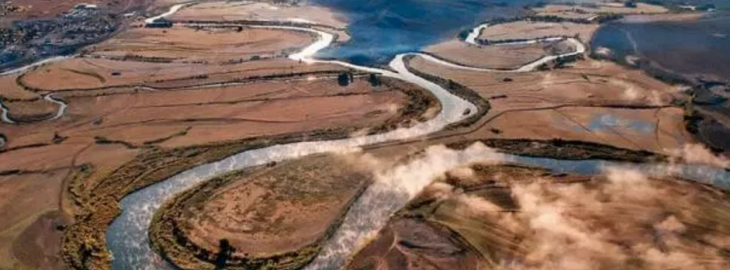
4;99;59;122
479;21;599;42
151;154;371;269
1;74;425;185
19;28;338;92
424;40;560;70
347;164;730;270
0;23;440;270
19;56;346;91
89;25;314;63
623;12;706;23
0;171;70;270
534;2;668;20
170;1;347;29
0;74;39;100
408;55;692;154
168;1;351;42
2;76;431;268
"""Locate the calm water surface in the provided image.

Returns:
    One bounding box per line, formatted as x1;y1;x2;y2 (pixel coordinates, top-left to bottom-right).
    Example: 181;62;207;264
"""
310;0;529;65
591;12;730;81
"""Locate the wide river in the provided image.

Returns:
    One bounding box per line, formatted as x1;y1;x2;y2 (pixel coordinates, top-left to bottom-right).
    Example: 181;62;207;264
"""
310;0;531;65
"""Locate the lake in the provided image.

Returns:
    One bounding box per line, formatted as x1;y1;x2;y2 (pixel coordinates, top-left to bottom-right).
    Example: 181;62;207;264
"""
310;0;529;65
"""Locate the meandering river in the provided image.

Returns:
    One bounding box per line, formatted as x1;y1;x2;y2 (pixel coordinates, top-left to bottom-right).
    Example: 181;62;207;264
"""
108;12;477;270
38;4;722;270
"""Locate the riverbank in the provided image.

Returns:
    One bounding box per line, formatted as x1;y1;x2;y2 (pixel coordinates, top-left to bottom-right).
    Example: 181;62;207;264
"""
149;155;370;270
147;137;678;270
96;21;477;269
590;11;730;154
0;14;447;270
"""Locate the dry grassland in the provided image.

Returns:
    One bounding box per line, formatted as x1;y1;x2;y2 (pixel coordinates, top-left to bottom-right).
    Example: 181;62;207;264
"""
19;57;345;91
408;55;692;154
424;40;555;70
171;2;347;29
169;1;351;42
534;2;668;20
4;99;59;122
151;155;371;269
0;24;437;270
90;26;314;63
0;74;39;100
479;21;599;42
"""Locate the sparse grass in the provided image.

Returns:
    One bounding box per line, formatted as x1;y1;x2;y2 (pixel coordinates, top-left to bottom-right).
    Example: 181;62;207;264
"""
149;155;369;270
60;74;440;270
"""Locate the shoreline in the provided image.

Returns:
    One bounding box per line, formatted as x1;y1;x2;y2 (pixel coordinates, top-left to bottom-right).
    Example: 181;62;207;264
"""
418;36;586;73
48;3;730;270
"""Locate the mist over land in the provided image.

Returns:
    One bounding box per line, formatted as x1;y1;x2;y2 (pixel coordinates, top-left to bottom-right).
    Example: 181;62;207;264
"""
2;1;730;270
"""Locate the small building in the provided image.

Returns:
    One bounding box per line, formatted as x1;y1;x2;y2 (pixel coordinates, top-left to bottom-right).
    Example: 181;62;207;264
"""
145;18;173;28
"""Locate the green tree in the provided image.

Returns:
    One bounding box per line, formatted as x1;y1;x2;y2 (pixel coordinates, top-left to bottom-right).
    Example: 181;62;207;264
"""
337;73;350;87
215;239;235;269
368;73;380;87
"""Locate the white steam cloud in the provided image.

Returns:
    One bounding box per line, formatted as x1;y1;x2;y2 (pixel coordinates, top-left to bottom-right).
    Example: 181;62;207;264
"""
668;143;730;169
445;166;730;270
308;142;510;269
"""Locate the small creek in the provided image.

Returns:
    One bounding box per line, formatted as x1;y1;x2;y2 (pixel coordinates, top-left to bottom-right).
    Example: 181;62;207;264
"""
0;99;14;124
0;94;68;124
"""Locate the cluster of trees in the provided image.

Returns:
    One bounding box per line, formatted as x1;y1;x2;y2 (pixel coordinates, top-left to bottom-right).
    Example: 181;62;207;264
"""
215;239;235;269
337;72;381;87
337;72;353;86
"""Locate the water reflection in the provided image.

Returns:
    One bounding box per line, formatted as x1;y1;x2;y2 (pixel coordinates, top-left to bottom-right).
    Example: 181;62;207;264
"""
311;0;527;65
591;11;730;82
